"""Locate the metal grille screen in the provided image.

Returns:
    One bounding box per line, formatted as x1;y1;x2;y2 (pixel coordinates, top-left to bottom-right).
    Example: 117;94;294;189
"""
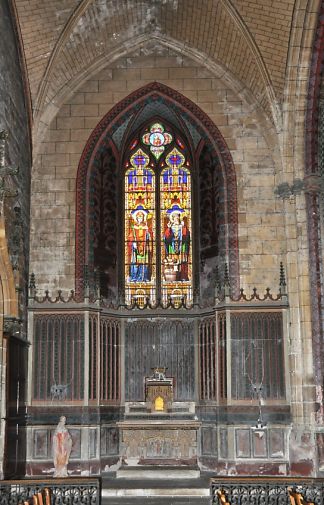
231;312;285;400
125;319;195;401
33;315;85;401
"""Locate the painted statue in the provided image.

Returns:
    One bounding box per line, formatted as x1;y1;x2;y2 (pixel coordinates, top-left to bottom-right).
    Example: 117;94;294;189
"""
53;416;72;477
128;206;152;282
164;205;190;281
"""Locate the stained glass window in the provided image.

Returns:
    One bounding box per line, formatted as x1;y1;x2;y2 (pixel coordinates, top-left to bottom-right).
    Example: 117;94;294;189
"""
125;124;192;307
142;123;172;160
125;148;155;306
161;148;192;304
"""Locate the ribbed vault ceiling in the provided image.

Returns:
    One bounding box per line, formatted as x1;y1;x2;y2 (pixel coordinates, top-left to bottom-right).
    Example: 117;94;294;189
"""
14;0;299;124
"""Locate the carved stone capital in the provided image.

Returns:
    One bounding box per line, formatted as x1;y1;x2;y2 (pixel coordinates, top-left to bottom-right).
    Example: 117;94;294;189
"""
3;316;21;336
304;174;323;193
275;176;324;199
274;179;305;199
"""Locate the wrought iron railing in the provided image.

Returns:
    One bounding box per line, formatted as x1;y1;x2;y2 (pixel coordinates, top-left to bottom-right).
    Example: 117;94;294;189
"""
0;478;100;505
211;478;324;505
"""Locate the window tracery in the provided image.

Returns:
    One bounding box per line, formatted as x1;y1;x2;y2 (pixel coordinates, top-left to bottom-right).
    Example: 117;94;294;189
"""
124;123;192;307
142;123;172;160
161;147;192;303
125;148;155;305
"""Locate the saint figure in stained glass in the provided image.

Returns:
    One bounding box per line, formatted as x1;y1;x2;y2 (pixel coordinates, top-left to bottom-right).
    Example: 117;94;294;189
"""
164;205;190;281
125;130;192;306
128;206;152;282
125;148;155;305
161;148;192;300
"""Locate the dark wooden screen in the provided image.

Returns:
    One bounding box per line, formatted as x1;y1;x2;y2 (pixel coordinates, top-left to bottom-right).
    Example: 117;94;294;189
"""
89;315;98;401
33;315;85;401
125;319;195;401
199;314;227;401
218;312;227;400
4;337;28;477
199;317;217;400
231;312;285;400
99;317;120;402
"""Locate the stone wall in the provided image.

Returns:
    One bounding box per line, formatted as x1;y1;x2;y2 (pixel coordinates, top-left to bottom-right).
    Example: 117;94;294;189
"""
0;0;31;316
0;0;31;479
29;43;317;473
30;44;285;295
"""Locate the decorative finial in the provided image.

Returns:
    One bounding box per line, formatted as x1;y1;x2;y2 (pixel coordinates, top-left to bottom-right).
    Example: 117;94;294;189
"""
94;267;101;299
279;261;286;295
215;266;220;298
83;264;89;297
29;272;36;288
193;286;199;306
224;263;230;286
29;273;36;298
223;263;230;297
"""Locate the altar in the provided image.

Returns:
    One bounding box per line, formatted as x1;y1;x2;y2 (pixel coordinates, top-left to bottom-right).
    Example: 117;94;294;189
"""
117;368;201;467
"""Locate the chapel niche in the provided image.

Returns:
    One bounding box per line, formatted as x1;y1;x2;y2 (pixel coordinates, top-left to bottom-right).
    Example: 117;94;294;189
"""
92;146;118;299
88;124;228;306
77;85;239;305
198;145;225;303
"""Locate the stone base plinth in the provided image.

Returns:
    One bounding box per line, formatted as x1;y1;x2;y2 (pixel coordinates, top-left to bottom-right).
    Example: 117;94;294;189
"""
117;420;201;467
116;465;200;479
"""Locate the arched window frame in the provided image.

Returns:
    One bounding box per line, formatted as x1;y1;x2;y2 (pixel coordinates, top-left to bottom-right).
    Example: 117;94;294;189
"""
75;83;240;302
121;117;195;307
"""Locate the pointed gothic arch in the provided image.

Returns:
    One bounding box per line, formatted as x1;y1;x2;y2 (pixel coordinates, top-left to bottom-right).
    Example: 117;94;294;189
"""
75;82;239;301
305;3;324;387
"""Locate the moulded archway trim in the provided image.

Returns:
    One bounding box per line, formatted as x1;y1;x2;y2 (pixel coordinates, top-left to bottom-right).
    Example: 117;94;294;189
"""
33;21;279;145
304;0;324;387
75;81;239;299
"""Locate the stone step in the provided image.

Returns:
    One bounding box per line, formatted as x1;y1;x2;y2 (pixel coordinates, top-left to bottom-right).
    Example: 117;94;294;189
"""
102;486;210;498
101;498;211;505
102;474;211;502
101;496;211;505
116;465;200;479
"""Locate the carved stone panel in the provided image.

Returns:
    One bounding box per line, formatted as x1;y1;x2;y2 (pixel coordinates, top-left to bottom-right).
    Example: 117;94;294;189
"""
269;429;285;458
252;430;267;458
33;429;49;459
235;429;251;458
101;426;119;456
118;422;200;465
201;426;217;456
